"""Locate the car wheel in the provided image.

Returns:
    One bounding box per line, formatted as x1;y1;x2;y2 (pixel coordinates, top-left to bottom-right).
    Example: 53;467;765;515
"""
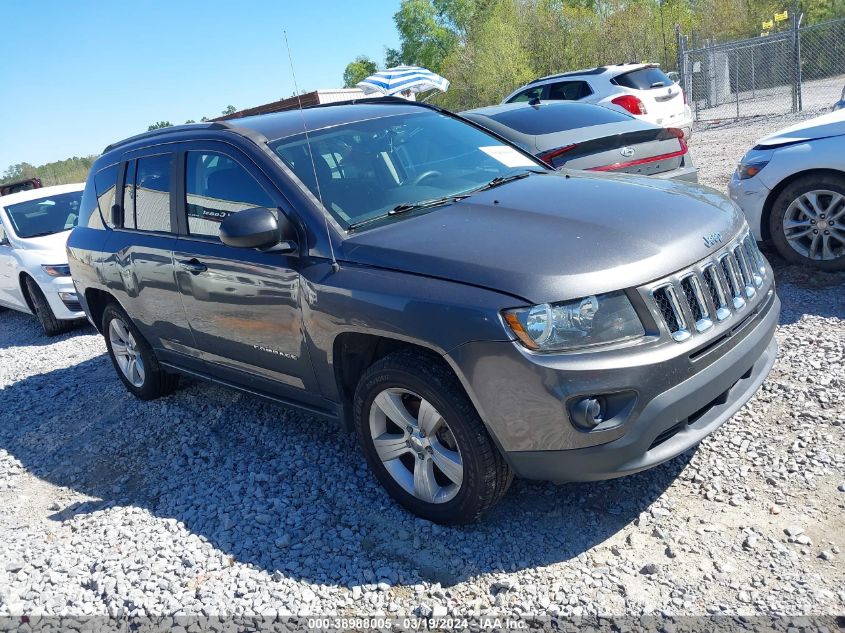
353;350;512;525
770;174;845;271
102;303;179;400
25;276;72;336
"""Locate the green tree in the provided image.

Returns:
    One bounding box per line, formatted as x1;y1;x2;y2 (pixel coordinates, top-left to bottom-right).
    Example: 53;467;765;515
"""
184;119;196;124
392;0;460;71
343;55;379;87
147;121;172;131
221;105;237;116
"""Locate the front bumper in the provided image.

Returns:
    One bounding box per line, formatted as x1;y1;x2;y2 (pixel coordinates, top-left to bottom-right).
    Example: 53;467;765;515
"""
40;275;86;321
728;173;771;241
449;288;779;482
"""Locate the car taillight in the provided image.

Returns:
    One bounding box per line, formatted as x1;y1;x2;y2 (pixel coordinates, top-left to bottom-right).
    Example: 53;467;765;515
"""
611;95;647;115
538;144;577;166
666;127;688;151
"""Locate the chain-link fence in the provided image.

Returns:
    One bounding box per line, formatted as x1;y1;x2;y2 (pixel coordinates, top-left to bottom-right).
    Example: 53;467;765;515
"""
679;17;845;122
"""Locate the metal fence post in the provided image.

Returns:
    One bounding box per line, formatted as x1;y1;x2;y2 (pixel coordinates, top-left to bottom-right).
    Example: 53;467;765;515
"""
735;49;740;119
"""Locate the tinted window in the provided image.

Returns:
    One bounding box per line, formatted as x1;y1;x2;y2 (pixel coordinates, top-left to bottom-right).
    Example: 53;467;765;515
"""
613;67;673;90
270;110;542;230
547;81;592;101
93;163;119;228
487;103;632;135
122;160;137;229
3;191;82;238
78;178;105;230
134;154;172;232
507;86;544;103
185;151;274;238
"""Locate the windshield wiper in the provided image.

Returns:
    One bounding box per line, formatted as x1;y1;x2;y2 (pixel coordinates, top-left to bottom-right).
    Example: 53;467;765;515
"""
347;194;468;231
472;171;534;193
24;231;59;238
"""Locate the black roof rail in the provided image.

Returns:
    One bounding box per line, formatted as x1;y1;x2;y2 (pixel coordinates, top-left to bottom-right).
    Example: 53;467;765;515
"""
307;95;439;109
526;66;608;85
102;121;237;154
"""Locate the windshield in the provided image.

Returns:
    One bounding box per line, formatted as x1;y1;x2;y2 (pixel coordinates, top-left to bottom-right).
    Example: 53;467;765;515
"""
268;110;544;230
3;190;82;238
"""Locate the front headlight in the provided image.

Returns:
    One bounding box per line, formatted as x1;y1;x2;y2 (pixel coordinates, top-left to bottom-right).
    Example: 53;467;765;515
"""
736;161;769;180
503;291;644;352
41;264;71;277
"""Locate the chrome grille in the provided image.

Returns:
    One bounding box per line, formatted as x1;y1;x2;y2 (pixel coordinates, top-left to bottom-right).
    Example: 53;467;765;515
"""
648;232;768;342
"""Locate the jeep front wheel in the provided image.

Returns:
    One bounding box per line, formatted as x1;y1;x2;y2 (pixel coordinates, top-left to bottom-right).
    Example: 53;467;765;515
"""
353;350;512;525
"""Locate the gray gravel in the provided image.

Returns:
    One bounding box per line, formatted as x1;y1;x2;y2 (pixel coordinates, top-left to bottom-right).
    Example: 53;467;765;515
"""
1;117;843;619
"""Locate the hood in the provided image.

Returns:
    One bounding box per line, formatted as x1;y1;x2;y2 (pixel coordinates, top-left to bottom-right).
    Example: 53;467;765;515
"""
756;109;845;147
340;172;745;305
15;230;72;260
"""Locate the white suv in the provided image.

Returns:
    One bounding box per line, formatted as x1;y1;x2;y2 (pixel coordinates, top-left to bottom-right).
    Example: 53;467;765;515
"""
502;63;694;139
0;183;86;335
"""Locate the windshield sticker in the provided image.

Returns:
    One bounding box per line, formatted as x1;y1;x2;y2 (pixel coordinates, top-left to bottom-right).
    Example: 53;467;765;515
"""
479;145;537;168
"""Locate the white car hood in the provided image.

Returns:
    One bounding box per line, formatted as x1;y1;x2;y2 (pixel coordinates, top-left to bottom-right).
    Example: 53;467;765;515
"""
756;109;845;147
20;230;72;262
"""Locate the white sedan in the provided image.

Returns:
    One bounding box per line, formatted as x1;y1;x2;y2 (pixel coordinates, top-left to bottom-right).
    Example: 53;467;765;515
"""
0;183;86;335
729;110;845;271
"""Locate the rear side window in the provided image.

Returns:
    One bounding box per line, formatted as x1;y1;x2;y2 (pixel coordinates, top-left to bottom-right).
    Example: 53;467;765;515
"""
547;81;592;101
134;154;172;232
184;151;274;238
122;160;137;229
507;85;544;103
488;103;632;135
613;67;673;90
80;175;104;230
93;163;119;228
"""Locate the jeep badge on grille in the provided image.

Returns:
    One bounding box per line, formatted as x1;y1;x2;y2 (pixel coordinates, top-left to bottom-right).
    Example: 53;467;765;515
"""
703;232;723;248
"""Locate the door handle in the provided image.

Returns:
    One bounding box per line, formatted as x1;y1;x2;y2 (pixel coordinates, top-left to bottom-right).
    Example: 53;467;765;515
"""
178;258;207;274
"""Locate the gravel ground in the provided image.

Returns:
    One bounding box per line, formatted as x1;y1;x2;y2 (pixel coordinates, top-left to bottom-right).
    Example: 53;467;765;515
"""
1;117;843;621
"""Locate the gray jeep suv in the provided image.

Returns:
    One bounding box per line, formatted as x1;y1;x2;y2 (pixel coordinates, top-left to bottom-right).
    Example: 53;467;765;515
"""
68;99;779;524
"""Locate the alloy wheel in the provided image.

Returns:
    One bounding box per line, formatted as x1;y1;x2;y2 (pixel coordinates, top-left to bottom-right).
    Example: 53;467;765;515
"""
368;388;463;504
783;189;845;261
108;318;145;388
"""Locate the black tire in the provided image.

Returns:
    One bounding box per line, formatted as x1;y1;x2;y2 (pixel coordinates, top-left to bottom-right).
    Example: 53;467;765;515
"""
24;276;72;336
353;349;512;525
769;173;845;271
102;303;179;400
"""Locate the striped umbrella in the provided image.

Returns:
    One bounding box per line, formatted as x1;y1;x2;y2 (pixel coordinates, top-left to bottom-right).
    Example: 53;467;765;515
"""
356;65;450;97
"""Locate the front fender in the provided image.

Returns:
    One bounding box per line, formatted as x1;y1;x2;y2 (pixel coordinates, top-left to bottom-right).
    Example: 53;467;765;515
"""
300;260;519;401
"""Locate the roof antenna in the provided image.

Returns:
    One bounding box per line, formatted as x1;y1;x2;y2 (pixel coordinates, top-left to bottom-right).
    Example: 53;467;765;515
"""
283;30;339;273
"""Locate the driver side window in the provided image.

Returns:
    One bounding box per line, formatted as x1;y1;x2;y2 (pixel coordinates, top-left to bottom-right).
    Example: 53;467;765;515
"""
184;151;275;238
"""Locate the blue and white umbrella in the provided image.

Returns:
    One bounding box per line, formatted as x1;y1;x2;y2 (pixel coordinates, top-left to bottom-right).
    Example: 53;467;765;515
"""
356;65;450;97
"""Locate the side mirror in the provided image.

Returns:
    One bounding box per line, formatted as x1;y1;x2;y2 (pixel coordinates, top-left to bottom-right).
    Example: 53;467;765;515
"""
0;227;8;246
110;204;123;227
219;207;296;253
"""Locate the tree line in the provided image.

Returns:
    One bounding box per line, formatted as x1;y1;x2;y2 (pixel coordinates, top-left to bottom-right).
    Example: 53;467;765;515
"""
343;0;845;111
0;106;240;187
1;156;96;188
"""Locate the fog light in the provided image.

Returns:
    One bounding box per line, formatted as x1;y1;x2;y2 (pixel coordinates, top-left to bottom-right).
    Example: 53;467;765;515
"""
58;292;78;302
570;396;605;429
568;390;638;432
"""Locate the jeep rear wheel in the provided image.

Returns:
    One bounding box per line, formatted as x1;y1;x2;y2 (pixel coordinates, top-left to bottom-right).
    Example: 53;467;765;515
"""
353;350;512;525
102;303;179;400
